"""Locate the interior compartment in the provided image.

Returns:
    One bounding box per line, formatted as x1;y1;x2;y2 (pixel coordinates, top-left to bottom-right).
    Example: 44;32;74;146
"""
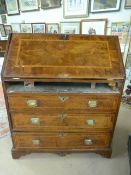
6;81;119;93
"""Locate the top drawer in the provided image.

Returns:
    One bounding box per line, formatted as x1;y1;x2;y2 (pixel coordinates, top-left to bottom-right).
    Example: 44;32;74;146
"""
8;93;120;112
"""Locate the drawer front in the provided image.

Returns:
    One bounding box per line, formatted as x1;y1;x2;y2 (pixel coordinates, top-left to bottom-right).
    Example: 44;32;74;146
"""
8;93;119;112
11;112;114;131
13;132;111;149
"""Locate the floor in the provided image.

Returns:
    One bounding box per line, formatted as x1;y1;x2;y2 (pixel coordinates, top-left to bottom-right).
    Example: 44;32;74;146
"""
0;103;130;175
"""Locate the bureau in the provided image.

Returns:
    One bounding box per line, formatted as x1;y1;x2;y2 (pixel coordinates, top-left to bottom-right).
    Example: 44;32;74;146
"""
1;34;125;159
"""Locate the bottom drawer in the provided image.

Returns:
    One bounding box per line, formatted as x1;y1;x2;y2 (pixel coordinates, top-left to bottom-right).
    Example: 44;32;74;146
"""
13;132;111;150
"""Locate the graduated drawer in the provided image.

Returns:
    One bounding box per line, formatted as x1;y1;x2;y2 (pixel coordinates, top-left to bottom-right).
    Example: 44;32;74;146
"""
11;112;114;131
13;132;111;149
8;93;119;112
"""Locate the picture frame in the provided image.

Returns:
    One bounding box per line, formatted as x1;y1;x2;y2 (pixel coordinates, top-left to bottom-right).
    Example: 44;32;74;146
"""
20;23;32;33
4;25;12;35
19;0;39;12
63;0;89;18
1;14;7;24
11;23;21;33
5;0;19;15
0;24;6;37
111;22;130;52
90;0;122;13
81;19;107;35
46;23;59;34
32;23;46;33
125;0;131;9
60;22;80;34
0;0;7;14
41;0;61;9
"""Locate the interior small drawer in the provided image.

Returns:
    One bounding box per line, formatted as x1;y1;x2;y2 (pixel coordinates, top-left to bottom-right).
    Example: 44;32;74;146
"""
13;132;111;149
11;112;114;131
8;93;120;112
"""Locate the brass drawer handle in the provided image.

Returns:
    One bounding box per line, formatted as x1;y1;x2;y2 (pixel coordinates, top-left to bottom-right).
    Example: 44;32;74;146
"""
32;139;40;145
58;114;67;120
88;100;97;108
27;99;38;107
86;119;96;126
84;139;93;145
58;96;69;102
30;117;40;125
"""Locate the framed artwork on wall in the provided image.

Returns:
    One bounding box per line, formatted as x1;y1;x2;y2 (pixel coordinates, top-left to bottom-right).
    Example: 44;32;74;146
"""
111;22;130;51
0;24;6;37
1;14;7;24
63;0;89;18
5;0;19;15
0;0;7;14
81;19;107;35
32;23;46;33
46;23;59;34
60;22;80;34
90;0;122;13
20;23;32;33
125;0;131;9
19;0;39;12
11;23;21;33
41;0;61;9
4;25;12;35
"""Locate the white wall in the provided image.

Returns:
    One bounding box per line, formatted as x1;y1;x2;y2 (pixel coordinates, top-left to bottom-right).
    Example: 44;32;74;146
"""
0;0;130;35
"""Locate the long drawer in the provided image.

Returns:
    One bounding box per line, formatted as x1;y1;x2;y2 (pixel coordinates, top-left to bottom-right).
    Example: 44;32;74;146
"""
13;132;111;149
8;93;119;112
11;112;114;131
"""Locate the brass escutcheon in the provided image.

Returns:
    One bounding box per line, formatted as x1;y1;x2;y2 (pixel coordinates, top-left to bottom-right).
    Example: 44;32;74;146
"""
58;133;67;138
58;114;67;121
58;96;69;102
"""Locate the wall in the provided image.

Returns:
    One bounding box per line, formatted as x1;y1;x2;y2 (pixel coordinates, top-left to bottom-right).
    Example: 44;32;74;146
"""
0;0;130;36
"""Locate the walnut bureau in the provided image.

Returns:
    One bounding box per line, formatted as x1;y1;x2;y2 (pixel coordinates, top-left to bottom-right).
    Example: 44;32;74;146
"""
1;34;125;159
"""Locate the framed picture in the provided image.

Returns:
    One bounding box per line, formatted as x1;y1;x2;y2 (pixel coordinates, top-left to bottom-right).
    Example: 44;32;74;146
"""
20;23;32;33
0;24;6;37
11;23;21;33
5;0;19;15
125;0;131;9
41;0;61;9
0;0;7;14
19;0;39;12
1;14;7;24
81;19;107;35
4;25;12;35
46;23;59;34
111;22;130;51
63;0;89;18
90;0;122;13
60;22;80;34
32;23;46;33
